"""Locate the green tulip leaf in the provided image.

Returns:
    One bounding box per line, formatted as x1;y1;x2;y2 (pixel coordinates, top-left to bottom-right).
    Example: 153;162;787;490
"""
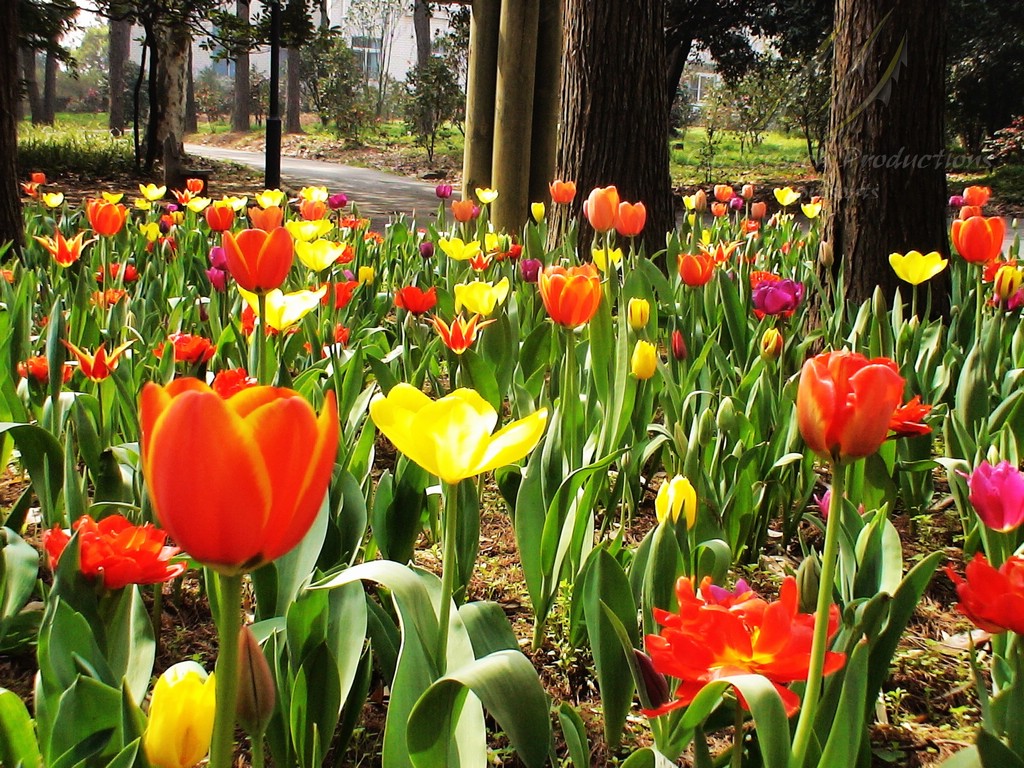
291;646;342;768
458;600;519;658
557;702;590;768
817;639;870;768
0;688;41;768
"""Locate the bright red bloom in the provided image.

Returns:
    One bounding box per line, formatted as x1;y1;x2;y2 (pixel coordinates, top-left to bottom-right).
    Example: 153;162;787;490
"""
140;379;339;574
31;172;47;185
549;179;577;205
797;350;905;462
63;339;134;381
644;576;844;718
334;324;350;345
677;252;716;287
18;356;73;384
185;177;205;194
86;198;128;236
321;280;360;309
616;201;647;237
948;554;1024;635
431;313;494;354
951;216;1005;264
984;258;1017;283
211;367;258;398
156;333;217;364
43;514;186;590
394;285;438;315
538;263;602;327
222;227;294;293
205;202;236;232
468;252;492;271
97;262;139;284
888;395;933;438
249;205;284;231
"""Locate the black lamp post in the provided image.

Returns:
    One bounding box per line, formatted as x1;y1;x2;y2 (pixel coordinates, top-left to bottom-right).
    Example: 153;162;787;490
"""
265;0;282;189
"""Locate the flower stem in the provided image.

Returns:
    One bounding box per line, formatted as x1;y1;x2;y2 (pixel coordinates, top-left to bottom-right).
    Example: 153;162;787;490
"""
256;291;268;385
209;572;243;768
435;480;461;675
789;459;844;768
732;701;745;768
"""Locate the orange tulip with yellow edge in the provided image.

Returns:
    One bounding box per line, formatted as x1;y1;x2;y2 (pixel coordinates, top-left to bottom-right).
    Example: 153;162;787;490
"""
63;340;134;382
34;230;95;267
951;216;1005;264
86;198;128;236
538;263;602;328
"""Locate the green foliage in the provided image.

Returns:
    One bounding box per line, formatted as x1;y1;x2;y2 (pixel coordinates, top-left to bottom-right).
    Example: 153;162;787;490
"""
301;28;370;140
403;56;463;163
17;126;136;177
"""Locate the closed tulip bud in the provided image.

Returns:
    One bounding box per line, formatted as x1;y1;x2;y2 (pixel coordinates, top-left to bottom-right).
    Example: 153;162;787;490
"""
237;626;276;737
750;201;767;220
627;297;650;330
655;474;697;527
634;650;670;710
435;183;453;199
948;194;965;208
519;257;542;283
671;329;687;361
760;328;784;360
358;265;375;285
796;553;821;614
818;240;834;268
419;241;435;259
697;408;716;445
994;265;1024;304
531;202;545;222
144;662;216;768
716;397;738;436
729;196;744;211
740;184;755;200
630;340;657;380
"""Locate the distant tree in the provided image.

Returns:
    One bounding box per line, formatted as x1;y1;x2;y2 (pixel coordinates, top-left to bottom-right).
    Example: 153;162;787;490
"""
231;0;251;132
300;27;366;136
346;0;403;117
194;66;232;124
404;55;462;162
108;16;131;130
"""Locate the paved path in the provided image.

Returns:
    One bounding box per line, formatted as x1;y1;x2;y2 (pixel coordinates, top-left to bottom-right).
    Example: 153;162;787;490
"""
184;144;442;231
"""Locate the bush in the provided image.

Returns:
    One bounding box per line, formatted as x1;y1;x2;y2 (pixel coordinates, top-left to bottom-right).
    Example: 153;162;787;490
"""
403;56;462;163
17;127;136;177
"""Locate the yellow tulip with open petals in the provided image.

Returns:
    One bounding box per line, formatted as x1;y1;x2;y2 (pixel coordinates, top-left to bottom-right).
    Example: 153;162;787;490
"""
239;286;327;332
888;250;948;285
139;183;167;201
285;219;334;242
186;197;212;212
256;189;286;208
655;475;697;528
801;202;822;219
475;187;499;204
773;187;801;207
591;245;623;272
369;384;548;485
299;185;329;202
143;662;216;768
295;239;347;271
439;237;482;261
41;192;65;208
454;277;510;316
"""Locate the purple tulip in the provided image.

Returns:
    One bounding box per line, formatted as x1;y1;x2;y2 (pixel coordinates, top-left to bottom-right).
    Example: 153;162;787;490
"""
209;245;228;271
328;193;348;210
752;278;804;316
419;241;435;259
206;267;228;292
729;195;744;211
436;183;453;199
949;195;965;208
961;460;1024;532
519;258;542;283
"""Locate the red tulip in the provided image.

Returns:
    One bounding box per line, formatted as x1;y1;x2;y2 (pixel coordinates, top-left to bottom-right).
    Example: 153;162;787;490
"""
538;264;602;327
677;252;716;287
63;339;134;381
797;350;905;462
951;216;1005;264
140;378;338;574
431;313;494;354
948;554;1024;635
394;285;438;315
549;179;577;205
222;227;294;293
616;201;647;237
86;198;128;237
156;333;217;365
205;202;235;232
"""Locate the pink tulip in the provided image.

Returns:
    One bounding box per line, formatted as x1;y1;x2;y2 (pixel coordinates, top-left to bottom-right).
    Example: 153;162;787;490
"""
963;460;1024;532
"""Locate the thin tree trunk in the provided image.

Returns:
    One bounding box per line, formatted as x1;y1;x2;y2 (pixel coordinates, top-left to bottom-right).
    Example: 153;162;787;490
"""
109;17;131;131
413;0;431;70
824;0;948;310
153;20;190;154
185;45;198;134
285;47;302;133
231;0;251;132
20;47;41;124
41;49;57;125
1;1;24;253
552;0;672;255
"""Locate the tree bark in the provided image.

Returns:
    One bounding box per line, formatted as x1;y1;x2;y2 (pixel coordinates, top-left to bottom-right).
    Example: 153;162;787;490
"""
41;48;57;125
552;0;673;254
108;17;131;131
413;0;432;69
185;45;198;134
285;47;302;133
824;0;948;309
1;1;23;253
528;0;563;204
461;0;500;199
146;18;190;169
231;0;251;132
20;46;41;124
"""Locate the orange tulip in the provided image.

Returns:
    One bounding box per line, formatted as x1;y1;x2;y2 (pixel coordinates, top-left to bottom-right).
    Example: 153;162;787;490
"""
451;199;477;223
616;201;647;237
299;199;328;221
185;177;205;194
549;179;577;205
951;216;1005;264
962;185;991;207
959;205;983;220
740;184;755;200
538;263;602;327
750;201;767;220
31;172;47;185
140;378;338;574
205;202;235;232
583;186;620;233
34;230;94;267
222;227;294;293
248;205;284;231
20;182;41;198
63;339;134;382
431;313;495;354
711;202;728;217
86;198;128;236
677;252;716;287
797;350;905;462
713;184;734;203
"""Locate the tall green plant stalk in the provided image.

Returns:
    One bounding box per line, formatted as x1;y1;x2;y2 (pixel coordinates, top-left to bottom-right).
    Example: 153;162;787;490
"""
256;292;268;385
435;480;461;673
210;573;243;768
789;459;844;768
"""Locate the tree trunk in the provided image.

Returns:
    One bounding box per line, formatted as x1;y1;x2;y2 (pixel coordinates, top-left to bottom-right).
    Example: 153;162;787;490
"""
231;0;251;132
1;1;23;253
461;0;500;199
528;0;563;204
20;47;41;124
285;47;302;133
185;45;198;134
108;17;131;131
152;20;190;155
41;48;57;125
413;0;431;69
552;0;673;254
824;0;948;309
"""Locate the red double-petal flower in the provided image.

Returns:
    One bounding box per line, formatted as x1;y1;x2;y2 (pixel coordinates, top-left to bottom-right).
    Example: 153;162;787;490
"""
948;554;1024;635
394;285;438;315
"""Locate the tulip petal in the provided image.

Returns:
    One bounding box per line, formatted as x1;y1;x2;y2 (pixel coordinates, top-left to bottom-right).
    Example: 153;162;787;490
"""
475;408;548;476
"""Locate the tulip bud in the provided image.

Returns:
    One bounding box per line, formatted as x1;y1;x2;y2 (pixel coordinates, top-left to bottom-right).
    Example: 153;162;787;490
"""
796;553;821;614
818;240;834;268
328;192;348;210
634;649;670;710
627;298;650;331
750;201;767;220
994;265;1024;304
671;329;687;361
237;626;276;737
631;340;657;380
519;257;542;283
697;408;715;446
358;266;375;285
530;202;545;223
435;183;453;199
419;241;435;259
729;196;744;211
760;328;784;361
716;397;737;437
741;184;755;200
948;194;965;208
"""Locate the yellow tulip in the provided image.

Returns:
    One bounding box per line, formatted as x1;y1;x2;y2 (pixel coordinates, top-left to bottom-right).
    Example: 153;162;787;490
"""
887;250;948;285
299;185;329;202
591;245;623;272
475;187;499;204
439;237;482;262
630;340;657;380
240;286;327;331
256;189;286;208
143;662;216;768
358;265;375;285
454;277;510;316
40;192;64;208
627;298;650;331
134;198;152;211
369;383;548;485
760;328;784;361
994;264;1024;303
139;222;162;243
185;196;211;212
773;187;801;207
285;219;334;242
295;239;347;271
102;191;125;204
800;202;822;219
221;195;249;211
139;183;167;201
531;202;545;222
655;475;697;528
